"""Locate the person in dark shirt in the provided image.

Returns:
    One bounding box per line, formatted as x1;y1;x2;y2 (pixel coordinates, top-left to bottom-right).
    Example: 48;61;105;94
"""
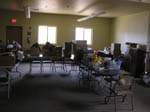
32;42;41;52
42;42;55;56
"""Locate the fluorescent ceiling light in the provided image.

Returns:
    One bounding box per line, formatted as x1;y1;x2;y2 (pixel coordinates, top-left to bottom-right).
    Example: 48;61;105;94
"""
128;0;150;3
77;11;105;22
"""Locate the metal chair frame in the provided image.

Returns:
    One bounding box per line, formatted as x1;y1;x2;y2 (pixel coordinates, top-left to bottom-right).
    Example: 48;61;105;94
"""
104;76;134;112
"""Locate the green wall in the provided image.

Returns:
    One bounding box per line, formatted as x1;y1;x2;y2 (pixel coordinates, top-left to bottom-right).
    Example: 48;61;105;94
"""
111;11;150;53
0;10;112;50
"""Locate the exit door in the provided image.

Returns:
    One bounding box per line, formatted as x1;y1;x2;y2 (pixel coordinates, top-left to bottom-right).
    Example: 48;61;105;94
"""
6;26;22;45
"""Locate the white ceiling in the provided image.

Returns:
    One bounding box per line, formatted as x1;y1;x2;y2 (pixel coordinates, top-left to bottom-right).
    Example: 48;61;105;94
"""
0;0;150;17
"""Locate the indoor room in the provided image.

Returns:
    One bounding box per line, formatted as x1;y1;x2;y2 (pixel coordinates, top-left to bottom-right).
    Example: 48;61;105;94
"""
0;0;150;112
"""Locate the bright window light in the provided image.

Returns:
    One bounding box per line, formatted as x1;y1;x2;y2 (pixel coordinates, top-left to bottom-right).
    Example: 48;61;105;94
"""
38;26;47;44
48;27;56;44
84;28;92;45
38;26;57;44
75;28;84;40
75;27;92;45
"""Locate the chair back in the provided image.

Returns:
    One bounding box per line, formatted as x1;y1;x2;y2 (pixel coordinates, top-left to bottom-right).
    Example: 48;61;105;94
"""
64;42;72;58
30;47;40;56
117;77;134;86
55;47;62;57
54;47;62;60
42;47;50;57
116;76;134;91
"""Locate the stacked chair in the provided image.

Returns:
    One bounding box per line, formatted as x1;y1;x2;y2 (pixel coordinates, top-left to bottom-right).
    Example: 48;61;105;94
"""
63;42;73;72
69;40;87;74
64;42;72;58
78;53;100;92
53;46;64;72
41;46;54;72
0;54;22;99
29;47;42;73
0;69;12;99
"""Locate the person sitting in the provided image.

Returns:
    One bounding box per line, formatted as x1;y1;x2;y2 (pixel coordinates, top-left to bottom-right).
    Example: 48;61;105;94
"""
31;42;41;52
13;41;21;50
42;42;55;56
43;42;55;49
6;41;23;62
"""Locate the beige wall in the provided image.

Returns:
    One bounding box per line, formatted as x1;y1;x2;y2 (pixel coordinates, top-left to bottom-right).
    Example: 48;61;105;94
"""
111;11;150;52
0;10;112;50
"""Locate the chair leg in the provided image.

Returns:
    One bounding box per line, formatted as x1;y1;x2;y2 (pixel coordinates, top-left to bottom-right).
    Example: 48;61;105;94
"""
122;95;127;102
8;83;10;99
78;70;82;78
114;95;117;112
52;63;56;72
16;66;21;76
40;62;43;73
92;80;100;93
8;74;11;99
104;90;114;104
131;95;134;111
64;64;67;72
29;62;32;73
50;63;52;71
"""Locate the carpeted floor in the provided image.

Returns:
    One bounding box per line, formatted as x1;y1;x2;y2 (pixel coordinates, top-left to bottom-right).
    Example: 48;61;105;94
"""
0;63;150;112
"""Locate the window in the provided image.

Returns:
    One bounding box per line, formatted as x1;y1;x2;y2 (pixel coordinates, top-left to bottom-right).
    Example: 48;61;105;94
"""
75;27;92;45
38;26;57;44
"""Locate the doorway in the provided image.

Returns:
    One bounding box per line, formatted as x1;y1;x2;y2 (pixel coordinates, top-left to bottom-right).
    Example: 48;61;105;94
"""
6;26;22;45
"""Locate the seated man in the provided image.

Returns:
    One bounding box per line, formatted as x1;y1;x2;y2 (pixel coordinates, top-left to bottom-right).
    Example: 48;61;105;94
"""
42;42;55;56
32;42;41;52
43;42;55;49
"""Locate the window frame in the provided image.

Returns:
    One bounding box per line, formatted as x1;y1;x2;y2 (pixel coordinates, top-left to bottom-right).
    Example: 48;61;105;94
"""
75;27;93;45
38;25;57;45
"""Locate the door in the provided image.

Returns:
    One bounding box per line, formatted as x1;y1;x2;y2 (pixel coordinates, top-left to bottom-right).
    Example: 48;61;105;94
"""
6;26;22;45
